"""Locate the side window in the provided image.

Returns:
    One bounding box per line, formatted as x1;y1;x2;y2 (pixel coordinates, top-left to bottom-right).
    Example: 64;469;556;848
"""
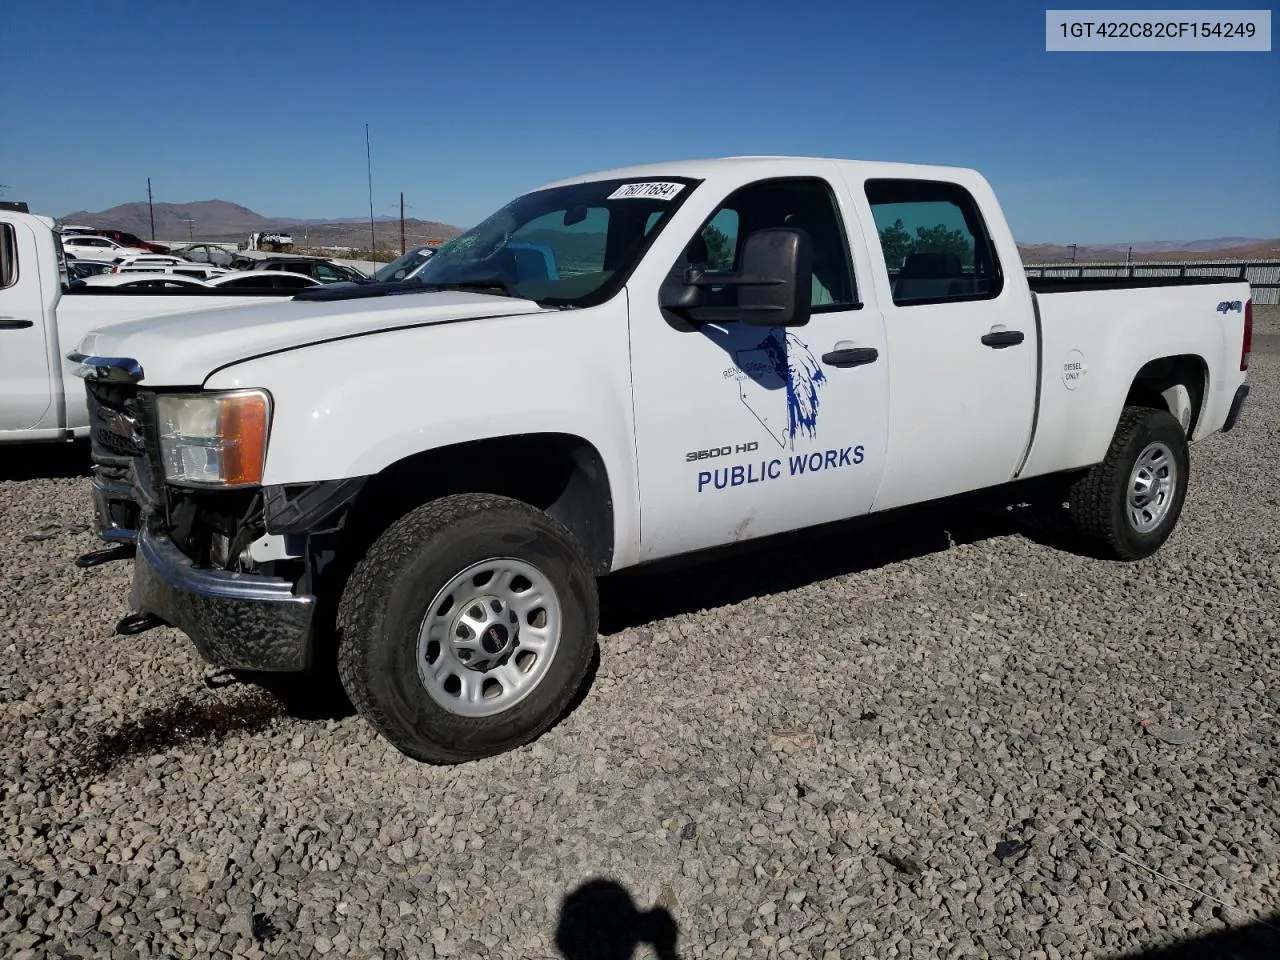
864;179;1003;305
1;224;17;288
682;178;858;310
313;264;345;282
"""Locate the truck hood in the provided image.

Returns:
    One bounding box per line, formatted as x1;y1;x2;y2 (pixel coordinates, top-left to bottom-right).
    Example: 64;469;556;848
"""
72;289;548;385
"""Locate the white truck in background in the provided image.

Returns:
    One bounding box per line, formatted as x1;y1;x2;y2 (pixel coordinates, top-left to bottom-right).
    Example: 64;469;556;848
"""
0;204;305;443
67;157;1253;765
245;231;295;253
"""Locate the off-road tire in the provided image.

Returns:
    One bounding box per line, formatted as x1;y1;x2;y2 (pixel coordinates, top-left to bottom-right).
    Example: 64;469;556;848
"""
336;493;599;764
1068;404;1190;561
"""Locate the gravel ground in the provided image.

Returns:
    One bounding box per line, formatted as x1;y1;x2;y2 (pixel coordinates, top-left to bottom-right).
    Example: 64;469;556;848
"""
2;308;1277;960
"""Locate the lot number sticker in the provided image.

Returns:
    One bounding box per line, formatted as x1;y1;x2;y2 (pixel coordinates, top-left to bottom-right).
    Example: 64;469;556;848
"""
608;181;686;200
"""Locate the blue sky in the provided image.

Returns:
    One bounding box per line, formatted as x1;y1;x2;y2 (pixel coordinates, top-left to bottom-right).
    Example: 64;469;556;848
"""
2;0;1276;243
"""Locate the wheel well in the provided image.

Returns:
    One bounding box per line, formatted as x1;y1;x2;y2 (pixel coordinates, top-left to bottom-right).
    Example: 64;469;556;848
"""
339;433;615;576
1125;355;1207;435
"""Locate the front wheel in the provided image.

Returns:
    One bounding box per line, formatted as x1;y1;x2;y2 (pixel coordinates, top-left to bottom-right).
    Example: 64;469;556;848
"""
1068;405;1191;560
336;493;599;763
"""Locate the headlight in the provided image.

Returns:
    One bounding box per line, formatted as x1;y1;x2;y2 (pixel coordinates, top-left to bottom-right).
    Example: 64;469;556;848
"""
156;390;272;487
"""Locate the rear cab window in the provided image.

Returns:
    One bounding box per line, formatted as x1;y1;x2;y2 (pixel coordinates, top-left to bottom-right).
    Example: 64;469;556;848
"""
864;179;1004;306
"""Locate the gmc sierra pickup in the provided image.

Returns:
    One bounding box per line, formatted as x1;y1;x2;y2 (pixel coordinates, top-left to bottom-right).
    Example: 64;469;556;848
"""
67;156;1253;764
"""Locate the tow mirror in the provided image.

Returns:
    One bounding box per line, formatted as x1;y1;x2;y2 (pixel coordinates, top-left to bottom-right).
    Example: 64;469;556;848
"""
660;227;812;327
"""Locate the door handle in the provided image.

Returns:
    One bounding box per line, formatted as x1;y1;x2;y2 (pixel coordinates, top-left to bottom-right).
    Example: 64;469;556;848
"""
981;329;1024;348
821;346;879;368
0;317;35;330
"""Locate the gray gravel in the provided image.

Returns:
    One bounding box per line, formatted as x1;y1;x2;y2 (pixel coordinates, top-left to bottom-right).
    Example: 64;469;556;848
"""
3;307;1278;960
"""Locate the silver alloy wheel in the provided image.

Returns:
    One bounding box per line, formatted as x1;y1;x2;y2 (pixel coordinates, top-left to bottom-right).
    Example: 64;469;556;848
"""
1127;440;1178;534
416;557;562;718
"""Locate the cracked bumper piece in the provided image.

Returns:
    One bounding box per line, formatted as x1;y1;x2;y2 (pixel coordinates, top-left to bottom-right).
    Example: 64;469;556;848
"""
90;471;142;544
130;529;315;672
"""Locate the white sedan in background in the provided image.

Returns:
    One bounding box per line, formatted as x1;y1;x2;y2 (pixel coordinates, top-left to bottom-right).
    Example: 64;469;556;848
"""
205;270;321;289
70;273;213;290
62;234;150;259
69;271;324;292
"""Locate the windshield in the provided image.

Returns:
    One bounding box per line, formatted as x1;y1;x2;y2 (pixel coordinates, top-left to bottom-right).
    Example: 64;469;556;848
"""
374;246;435;282
408;176;701;307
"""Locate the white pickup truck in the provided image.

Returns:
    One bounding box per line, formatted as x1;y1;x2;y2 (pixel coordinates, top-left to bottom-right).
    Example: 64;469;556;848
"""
67;156;1254;764
0;204;301;443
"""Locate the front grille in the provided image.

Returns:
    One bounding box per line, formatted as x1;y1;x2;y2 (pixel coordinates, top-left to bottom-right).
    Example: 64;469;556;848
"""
85;381;164;541
86;382;149;461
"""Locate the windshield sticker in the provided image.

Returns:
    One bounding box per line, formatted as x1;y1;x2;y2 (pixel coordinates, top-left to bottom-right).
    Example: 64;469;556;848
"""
607;181;686;201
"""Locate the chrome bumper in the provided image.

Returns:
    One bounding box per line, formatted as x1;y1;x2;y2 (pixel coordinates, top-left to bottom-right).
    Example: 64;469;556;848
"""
131;529;315;672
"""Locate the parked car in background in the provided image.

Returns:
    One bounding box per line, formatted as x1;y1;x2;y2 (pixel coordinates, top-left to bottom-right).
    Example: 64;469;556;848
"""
250;255;371;284
109;254;189;270
179;243;242;269
87;229;171;255
71;273;213;291
204;270;321;290
373;245;437;283
109;256;229;280
66;259;117;280
62;234;149;259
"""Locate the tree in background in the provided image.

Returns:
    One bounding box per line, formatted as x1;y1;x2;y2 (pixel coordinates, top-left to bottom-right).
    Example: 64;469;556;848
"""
878;218;975;269
701;225;735;270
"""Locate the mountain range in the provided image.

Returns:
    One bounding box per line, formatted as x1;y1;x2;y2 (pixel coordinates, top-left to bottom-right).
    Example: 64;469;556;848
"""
60;199;1278;262
59;200;465;252
1019;237;1280;263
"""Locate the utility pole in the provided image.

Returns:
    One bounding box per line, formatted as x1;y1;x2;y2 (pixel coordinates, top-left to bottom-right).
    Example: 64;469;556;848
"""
182;218;194;243
365;124;376;256
147;177;156;241
400;192;406;256
1070;243;1077;263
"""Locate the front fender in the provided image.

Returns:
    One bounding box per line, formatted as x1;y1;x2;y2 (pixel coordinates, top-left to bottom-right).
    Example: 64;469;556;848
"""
202;301;643;567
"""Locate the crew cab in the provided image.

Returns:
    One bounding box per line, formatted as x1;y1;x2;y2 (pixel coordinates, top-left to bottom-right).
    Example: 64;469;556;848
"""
0;205;305;443
67;157;1253;765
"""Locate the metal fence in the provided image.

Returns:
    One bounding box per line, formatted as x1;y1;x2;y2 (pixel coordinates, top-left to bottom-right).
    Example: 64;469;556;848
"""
1022;259;1280;305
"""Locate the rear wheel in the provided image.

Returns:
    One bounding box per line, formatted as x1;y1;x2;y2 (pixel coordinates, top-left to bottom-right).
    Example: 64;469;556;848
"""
336;493;598;764
1068;405;1190;560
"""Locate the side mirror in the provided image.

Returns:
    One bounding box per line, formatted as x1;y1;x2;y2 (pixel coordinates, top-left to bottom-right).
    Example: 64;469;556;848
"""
660;227;812;327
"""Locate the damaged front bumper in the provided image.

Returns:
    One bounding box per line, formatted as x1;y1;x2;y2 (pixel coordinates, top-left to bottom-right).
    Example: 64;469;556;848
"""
131;528;315;671
74;362;368;673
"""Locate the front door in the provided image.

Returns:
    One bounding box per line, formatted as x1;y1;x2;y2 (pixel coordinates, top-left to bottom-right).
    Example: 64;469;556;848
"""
853;175;1039;512
628;175;890;561
0;218;53;433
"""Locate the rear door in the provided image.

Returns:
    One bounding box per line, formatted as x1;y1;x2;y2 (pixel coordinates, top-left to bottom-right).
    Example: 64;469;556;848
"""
844;174;1038;512
0;218;54;431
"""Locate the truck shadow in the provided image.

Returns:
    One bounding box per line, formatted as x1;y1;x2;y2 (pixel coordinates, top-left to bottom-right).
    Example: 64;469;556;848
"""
598;485;1081;636
1105;913;1280;959
0;439;92;481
